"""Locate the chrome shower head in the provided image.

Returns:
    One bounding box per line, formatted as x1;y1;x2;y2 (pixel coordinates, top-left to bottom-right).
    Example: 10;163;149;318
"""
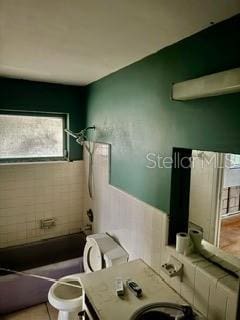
64;126;95;145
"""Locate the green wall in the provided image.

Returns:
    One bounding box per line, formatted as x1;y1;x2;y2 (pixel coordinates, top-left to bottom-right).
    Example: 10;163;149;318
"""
0;77;86;160
86;14;240;213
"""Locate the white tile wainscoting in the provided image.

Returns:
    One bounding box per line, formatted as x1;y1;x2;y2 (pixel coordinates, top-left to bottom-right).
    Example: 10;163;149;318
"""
0;161;84;248
83;143;239;320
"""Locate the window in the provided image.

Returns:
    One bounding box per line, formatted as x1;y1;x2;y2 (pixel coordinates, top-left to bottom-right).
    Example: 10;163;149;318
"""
0;112;67;162
230;154;240;169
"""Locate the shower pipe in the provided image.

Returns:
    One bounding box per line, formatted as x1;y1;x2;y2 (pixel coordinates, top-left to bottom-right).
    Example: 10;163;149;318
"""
65;126;96;199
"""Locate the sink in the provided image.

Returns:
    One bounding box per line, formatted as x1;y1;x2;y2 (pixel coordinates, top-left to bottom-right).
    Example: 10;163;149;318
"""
130;302;196;320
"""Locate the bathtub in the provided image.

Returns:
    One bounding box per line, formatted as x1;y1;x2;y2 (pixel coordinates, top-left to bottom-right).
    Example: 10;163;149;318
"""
0;232;86;314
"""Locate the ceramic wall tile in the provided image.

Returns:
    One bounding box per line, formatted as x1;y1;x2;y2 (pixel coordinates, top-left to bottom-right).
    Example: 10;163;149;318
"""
0;161;84;247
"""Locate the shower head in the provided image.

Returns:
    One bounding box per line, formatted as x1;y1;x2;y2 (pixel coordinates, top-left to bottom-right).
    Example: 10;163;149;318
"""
84;126;96;131
64;126;96;145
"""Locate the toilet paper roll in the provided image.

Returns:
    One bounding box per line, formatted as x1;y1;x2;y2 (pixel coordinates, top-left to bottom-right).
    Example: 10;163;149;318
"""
189;228;203;252
176;232;190;254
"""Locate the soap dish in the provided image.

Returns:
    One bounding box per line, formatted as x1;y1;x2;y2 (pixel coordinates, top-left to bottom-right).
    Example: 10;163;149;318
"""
160;255;183;281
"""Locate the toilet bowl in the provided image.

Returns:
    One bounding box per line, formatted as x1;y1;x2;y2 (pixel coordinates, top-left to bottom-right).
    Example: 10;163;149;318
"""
48;233;128;320
48;275;83;320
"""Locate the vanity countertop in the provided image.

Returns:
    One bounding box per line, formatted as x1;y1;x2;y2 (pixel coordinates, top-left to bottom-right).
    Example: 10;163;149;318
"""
79;259;200;320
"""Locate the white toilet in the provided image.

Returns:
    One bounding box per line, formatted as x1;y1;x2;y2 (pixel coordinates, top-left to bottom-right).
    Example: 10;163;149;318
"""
48;233;128;320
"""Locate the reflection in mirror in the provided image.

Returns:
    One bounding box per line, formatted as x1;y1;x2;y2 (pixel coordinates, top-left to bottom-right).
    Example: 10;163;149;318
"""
189;150;240;258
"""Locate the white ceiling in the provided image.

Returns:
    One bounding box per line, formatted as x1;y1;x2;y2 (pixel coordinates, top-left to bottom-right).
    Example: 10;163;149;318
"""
0;0;239;86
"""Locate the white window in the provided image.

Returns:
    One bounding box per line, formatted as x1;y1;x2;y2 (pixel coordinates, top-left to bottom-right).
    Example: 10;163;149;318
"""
0;113;66;161
230;154;240;169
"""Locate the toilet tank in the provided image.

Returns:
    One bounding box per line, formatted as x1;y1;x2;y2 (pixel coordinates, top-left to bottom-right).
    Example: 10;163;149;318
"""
104;246;129;267
83;233;128;272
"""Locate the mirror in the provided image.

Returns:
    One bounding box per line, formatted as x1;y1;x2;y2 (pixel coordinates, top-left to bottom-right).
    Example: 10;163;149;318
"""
169;148;240;320
189;150;240;258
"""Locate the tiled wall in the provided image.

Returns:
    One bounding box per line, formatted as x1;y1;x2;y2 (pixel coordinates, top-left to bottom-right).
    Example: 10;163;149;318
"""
83;143;239;320
83;143;168;268
0;161;84;248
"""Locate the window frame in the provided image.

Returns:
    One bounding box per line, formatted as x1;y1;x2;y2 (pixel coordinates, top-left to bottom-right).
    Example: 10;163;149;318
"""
0;110;69;163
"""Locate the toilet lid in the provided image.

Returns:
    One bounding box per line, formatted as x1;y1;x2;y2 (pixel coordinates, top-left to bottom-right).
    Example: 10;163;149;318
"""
83;238;103;273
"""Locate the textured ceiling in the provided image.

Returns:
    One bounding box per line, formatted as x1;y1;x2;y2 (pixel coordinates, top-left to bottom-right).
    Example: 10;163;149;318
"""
0;0;239;85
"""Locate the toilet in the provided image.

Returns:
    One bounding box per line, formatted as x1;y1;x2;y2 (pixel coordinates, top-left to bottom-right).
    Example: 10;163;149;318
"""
48;233;128;320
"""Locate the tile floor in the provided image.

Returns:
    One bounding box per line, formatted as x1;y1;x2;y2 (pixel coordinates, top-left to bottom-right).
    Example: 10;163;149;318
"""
1;303;58;320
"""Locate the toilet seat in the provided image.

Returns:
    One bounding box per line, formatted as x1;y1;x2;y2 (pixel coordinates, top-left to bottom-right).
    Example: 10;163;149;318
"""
83;237;103;273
